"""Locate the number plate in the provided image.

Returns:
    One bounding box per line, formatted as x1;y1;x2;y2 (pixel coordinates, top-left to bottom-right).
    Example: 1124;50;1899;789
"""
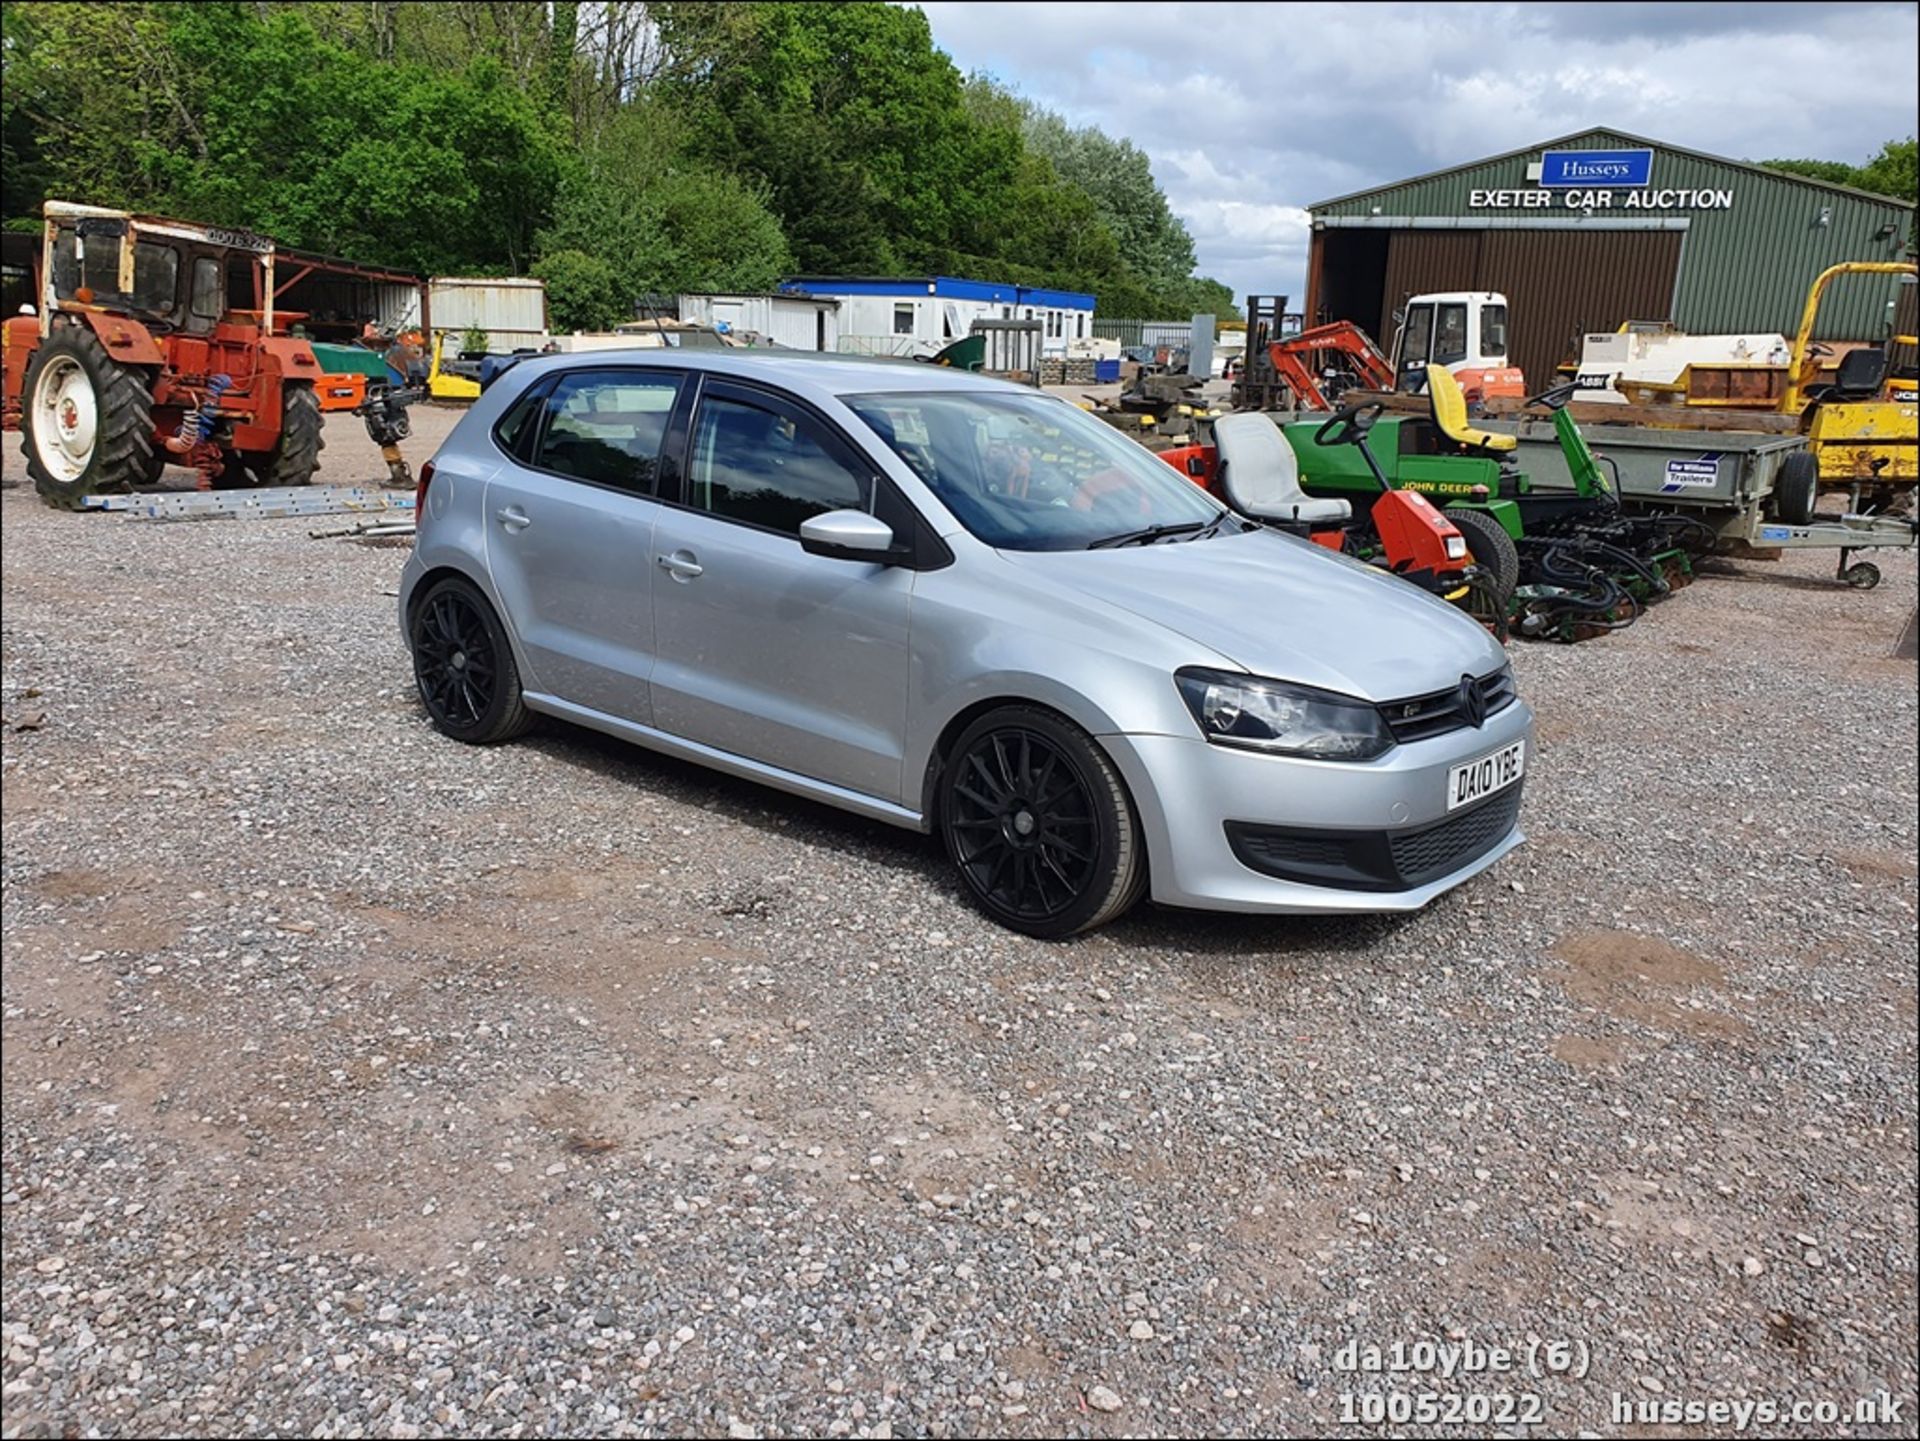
1447;740;1525;811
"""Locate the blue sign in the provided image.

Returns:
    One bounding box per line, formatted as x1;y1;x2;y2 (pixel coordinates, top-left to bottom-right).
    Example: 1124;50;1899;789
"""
1539;149;1653;188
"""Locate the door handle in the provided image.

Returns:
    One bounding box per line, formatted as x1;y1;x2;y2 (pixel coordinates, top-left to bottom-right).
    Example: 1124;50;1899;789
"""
496;505;531;532
657;550;704;580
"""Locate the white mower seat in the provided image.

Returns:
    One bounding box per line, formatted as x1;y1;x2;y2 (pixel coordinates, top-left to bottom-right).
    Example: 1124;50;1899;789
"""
1212;413;1353;526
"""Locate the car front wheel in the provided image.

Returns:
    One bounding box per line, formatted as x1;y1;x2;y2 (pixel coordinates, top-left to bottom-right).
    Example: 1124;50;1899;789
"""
939;706;1146;939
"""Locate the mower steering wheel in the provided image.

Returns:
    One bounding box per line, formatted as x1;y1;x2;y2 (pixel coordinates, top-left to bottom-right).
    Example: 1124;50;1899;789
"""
1523;380;1581;412
1313;401;1384;448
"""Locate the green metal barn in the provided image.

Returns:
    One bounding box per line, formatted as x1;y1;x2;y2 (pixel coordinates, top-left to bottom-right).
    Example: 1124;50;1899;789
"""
1306;127;1916;392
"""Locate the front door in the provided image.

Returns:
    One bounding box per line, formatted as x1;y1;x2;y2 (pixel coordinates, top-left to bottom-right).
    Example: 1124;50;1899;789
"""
649;380;913;802
482;367;686;724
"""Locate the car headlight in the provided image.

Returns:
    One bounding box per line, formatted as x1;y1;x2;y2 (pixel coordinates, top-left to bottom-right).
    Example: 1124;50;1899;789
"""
1175;668;1393;760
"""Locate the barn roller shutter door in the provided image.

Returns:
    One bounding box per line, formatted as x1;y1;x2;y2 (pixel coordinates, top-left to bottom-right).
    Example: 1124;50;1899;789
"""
1478;229;1686;391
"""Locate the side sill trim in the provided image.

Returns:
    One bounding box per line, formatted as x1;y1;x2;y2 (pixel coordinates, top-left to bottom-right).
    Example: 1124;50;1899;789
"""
522;692;927;831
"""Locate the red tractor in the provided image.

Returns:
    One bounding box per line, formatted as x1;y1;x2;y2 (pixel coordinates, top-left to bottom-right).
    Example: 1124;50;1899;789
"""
2;201;325;508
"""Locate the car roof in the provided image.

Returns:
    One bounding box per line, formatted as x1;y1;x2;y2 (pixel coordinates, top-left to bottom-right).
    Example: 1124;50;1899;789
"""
497;348;1043;407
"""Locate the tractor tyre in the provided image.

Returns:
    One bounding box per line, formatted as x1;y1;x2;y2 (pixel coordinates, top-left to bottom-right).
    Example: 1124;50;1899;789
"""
19;325;157;510
134;451;169;489
253;381;324;488
1772;450;1818;526
1446;508;1520;606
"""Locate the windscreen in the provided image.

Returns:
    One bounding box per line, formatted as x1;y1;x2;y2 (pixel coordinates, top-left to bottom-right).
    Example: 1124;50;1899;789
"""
848;389;1224;551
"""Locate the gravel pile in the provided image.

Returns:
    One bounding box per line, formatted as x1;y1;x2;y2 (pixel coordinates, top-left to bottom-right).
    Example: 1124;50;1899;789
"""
3;415;1915;1437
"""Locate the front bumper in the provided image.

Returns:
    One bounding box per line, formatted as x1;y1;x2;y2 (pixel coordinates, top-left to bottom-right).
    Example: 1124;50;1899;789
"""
1102;698;1532;914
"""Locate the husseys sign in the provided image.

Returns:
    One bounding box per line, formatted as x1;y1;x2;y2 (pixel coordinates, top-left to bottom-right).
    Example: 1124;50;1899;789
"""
1468;148;1733;211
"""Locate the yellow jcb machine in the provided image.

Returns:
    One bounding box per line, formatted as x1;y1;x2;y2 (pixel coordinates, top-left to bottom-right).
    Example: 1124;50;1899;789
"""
1783;260;1917;504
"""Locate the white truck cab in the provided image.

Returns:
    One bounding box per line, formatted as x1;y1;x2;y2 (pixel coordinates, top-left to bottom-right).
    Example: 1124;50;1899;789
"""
1390;291;1526;403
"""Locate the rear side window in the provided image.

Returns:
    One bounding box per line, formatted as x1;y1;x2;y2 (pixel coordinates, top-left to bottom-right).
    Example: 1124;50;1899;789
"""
528;371;682;493
688;394;868;535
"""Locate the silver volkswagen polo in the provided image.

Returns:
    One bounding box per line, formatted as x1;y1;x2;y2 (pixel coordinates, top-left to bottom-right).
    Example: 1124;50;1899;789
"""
399;352;1531;937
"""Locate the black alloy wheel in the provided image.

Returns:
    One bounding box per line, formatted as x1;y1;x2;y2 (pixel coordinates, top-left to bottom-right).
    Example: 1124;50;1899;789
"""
940;706;1145;938
409;577;533;743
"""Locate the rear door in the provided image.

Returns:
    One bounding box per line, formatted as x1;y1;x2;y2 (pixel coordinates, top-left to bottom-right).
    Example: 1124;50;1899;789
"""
482;366;688;725
648;379;914;801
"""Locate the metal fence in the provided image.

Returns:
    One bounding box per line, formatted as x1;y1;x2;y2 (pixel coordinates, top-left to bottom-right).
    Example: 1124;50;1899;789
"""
1090;318;1195;350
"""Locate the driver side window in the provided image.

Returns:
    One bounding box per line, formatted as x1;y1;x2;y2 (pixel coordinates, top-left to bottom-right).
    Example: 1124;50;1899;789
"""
688;394;869;537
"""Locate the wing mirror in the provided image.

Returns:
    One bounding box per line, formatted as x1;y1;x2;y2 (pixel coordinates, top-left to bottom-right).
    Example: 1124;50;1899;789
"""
799;509;899;563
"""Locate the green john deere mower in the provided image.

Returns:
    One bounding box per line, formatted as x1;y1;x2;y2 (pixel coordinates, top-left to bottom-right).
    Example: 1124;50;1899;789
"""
1277;366;1716;641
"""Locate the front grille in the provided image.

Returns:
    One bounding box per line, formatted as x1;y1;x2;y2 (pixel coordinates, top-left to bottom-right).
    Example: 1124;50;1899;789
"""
1386;785;1525;887
1380;666;1516;744
1226;782;1524;893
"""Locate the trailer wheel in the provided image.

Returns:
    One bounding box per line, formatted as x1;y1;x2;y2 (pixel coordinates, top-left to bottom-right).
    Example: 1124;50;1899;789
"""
1842;561;1881;590
20;325;156;509
1446;508;1520;605
1772;451;1818;526
250;381;324;488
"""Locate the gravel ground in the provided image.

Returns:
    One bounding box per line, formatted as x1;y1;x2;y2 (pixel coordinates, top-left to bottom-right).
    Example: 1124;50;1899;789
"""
3;409;1916;1439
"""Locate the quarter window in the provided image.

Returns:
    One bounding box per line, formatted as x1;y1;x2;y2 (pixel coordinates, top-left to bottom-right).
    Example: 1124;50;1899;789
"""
688;395;868;536
530;371;682;492
495;382;548;460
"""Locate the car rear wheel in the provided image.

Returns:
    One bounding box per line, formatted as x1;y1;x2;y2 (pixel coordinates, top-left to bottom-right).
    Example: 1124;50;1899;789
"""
939;706;1146;939
408;577;533;744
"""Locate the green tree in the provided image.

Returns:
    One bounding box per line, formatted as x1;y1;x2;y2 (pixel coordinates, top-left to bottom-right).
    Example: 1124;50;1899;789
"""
534;102;792;300
660;2;1031;275
1007;90;1198;289
1762;137;1917;201
1858;138;1917;203
0;2;561;275
961;72;1235;317
532;249;628;331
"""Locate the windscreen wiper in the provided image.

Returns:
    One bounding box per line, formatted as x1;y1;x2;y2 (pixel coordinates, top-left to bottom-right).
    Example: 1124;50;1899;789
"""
1086;520;1209;549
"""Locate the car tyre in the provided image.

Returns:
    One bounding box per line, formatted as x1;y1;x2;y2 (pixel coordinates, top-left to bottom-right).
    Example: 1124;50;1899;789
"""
939;705;1146;939
408;576;534;744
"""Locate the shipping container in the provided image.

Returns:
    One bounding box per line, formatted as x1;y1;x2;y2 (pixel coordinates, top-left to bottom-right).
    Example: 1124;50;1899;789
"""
428;277;549;352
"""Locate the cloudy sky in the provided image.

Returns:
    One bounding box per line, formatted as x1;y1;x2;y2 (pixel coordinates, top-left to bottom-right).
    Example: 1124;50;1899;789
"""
915;1;1920;306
